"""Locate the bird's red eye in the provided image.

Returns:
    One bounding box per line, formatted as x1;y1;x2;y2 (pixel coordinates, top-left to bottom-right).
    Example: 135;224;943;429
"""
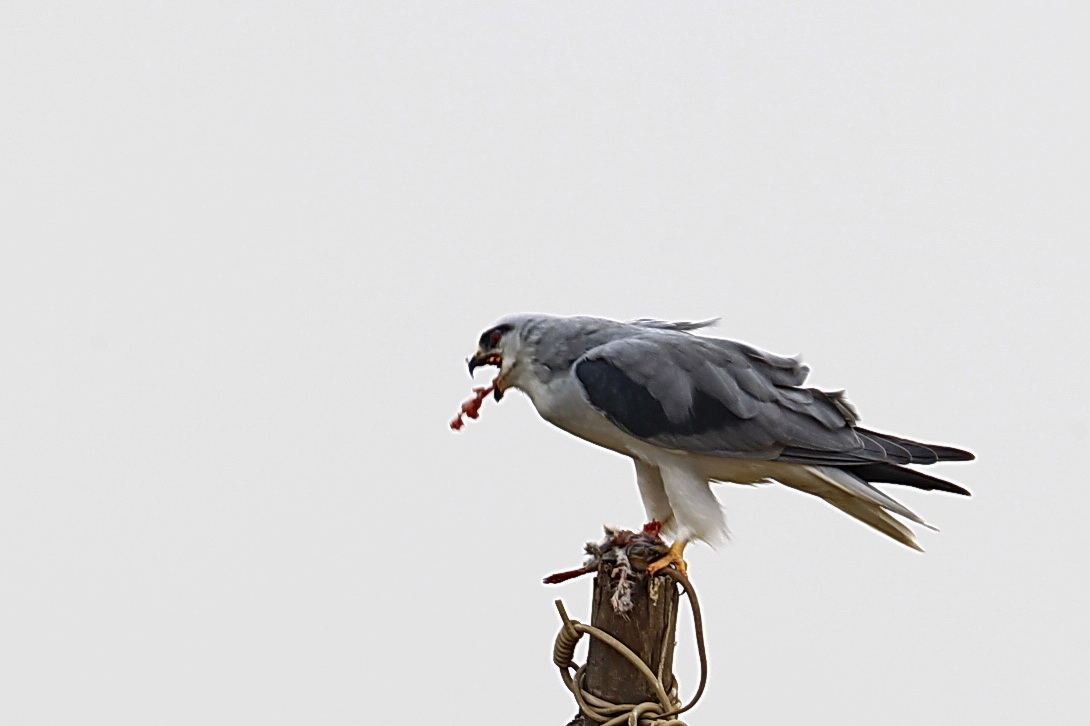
489;331;502;347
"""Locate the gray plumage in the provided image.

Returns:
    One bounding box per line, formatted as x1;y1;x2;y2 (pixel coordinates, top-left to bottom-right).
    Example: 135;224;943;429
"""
467;313;973;552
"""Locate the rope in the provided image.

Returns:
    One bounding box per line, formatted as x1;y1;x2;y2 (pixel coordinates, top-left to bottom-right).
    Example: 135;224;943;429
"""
552;568;707;726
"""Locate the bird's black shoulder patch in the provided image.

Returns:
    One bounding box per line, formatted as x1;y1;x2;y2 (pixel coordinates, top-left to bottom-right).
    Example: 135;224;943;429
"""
575;357;744;439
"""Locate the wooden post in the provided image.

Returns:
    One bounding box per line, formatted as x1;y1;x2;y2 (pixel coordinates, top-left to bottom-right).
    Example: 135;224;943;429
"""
560;529;682;726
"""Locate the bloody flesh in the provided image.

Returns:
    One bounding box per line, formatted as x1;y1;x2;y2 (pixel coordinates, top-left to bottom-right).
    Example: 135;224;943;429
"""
449;380;497;430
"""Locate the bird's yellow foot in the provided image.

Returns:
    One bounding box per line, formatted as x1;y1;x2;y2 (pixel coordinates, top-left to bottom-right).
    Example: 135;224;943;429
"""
646;540;688;577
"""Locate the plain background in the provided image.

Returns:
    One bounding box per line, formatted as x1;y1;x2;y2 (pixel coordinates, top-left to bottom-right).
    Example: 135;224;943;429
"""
2;2;1087;724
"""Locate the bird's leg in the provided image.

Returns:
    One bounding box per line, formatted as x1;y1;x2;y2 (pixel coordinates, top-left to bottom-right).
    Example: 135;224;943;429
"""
646;539;688;577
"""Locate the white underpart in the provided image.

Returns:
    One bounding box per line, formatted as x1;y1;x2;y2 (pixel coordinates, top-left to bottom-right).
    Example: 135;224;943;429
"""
505;352;929;551
633;461;674;532
694;455;932;551
656;455;728;545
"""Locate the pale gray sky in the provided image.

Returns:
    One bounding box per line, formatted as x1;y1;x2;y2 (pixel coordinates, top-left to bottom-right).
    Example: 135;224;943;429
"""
2;2;1087;724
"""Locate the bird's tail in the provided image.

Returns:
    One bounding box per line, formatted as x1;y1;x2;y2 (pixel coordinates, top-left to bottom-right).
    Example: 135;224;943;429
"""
818;493;923;551
786;466;939;551
848;462;971;496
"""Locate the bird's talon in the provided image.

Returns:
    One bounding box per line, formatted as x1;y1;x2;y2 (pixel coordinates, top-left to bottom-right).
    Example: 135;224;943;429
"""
646;540;688;577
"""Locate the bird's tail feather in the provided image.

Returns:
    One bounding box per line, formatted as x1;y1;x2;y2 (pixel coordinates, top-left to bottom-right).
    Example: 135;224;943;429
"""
781;466;932;550
816;466;935;529
818;493;924;552
850;462;971;496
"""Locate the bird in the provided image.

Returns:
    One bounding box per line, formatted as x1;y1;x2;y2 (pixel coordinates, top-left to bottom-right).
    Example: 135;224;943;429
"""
463;314;973;575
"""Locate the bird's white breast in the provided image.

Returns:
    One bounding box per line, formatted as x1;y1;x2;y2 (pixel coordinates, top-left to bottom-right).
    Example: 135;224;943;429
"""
517;370;639;457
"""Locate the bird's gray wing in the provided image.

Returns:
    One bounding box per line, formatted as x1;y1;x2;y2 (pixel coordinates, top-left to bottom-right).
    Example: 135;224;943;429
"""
572;333;885;462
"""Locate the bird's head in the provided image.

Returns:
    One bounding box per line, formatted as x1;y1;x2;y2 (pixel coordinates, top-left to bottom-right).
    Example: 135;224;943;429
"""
467;315;543;401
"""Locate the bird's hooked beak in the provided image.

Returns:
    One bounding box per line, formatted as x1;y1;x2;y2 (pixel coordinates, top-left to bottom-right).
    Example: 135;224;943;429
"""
467;349;507;400
467;349;501;375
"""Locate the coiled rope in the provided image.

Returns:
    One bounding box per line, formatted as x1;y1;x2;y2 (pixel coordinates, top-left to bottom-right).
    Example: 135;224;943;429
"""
552;568;707;726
